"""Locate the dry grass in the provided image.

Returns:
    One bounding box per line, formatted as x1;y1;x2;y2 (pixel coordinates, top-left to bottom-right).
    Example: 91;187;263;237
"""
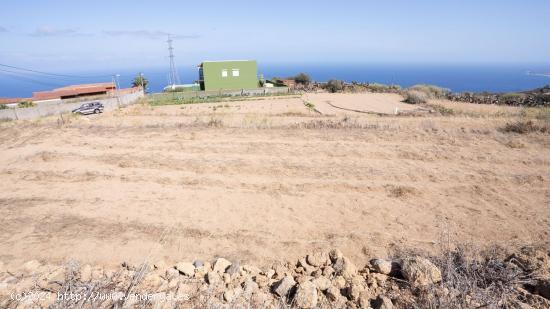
501;120;549;134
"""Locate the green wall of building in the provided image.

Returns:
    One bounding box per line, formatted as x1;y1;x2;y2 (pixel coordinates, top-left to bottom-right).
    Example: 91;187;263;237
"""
199;60;258;91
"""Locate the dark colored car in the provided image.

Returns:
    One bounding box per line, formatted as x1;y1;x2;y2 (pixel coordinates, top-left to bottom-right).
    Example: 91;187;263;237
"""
72;102;104;115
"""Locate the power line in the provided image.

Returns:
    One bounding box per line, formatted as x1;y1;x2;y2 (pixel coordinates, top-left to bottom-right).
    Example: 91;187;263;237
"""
0;63;113;79
0;68;67;88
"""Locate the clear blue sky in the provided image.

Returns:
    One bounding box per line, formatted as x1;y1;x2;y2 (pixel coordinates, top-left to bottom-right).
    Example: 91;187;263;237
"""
0;0;549;71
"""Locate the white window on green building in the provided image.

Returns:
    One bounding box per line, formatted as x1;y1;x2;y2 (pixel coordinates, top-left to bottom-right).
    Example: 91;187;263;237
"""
232;69;240;77
222;69;228;77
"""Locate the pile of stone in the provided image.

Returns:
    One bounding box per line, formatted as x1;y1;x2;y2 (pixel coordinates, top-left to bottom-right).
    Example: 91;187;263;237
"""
1;247;549;308
447;89;550;107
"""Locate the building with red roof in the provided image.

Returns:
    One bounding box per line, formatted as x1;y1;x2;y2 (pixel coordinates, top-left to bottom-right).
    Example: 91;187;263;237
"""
32;82;116;101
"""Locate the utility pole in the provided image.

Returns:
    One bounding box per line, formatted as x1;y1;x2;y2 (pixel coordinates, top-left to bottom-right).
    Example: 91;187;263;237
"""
140;72;145;94
167;35;180;89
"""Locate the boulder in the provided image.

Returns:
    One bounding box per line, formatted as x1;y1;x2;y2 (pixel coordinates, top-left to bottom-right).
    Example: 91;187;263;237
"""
242;264;262;276
226;262;241;276
165;268;180;280
307;251;329;267
294;281;318;308
372;295;393;309
329;249;344;263
537;277;550;300
326;285;342;301
224;287;243;303
193;260;204;268
176;262;195;277
243;277;259;299
400;257;442;287
312;276;331;291
273;276;296;297
323;265;335;277
370;259;393;275
206;271;222;285
213;258;232;273
333;257;357;279
299;258;316;275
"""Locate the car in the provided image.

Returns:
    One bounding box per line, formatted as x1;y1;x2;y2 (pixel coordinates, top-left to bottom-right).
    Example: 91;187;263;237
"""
72;102;104;115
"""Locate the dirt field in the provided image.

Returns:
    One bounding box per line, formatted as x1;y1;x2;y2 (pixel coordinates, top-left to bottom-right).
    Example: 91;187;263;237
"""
0;92;549;272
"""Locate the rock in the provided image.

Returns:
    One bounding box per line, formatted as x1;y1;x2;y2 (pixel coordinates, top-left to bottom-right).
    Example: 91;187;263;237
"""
266;269;275;279
143;273;164;288
307;251;329;267
370;259;393;275
372;295;393;309
358;291;372;309
224;287;243;303
175;262;195;277
323;265;335;277
311;269;323;278
206;272;222;285
80;264;92;282
213;258;232;273
537;277;550;300
223;273;231;284
273;276;296;297
312;276;331;291
400;257;442;287
334;275;347;289
22;260;41;274
346;280;367;301
254;274;270;289
294;281;318;308
165;268;180;280
326;285;342;301
333;257;357;279
242;264;262;276
193;260;204;268
273;264;290;278
329;249;344;263
226;262;241;275
299;258;316;275
243;278;259;299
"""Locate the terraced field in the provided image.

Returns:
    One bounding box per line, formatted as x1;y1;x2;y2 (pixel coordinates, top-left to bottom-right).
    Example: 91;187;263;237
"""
0;93;548;271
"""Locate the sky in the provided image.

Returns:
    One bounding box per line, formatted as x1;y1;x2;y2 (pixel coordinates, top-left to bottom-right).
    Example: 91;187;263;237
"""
0;0;549;73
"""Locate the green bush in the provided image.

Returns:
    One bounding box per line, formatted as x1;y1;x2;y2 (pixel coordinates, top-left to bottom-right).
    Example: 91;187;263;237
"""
0;104;7;110
17;101;35;108
500;93;526;104
325;80;344;93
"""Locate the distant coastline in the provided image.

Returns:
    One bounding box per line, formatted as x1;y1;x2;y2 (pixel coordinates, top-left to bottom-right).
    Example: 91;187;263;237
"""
1;63;549;98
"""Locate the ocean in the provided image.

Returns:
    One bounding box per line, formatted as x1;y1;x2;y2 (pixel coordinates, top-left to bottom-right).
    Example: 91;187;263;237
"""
1;63;549;98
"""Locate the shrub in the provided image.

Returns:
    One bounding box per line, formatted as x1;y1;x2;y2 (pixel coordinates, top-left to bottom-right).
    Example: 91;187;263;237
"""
293;73;311;86
17;101;35;108
500;93;526;104
403;90;428;104
409;84;450;99
501;120;548;134
325;80;344;93
0;104;7;110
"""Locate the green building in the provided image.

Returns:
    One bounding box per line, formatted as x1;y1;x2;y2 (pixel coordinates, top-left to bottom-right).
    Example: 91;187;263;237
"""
198;60;259;91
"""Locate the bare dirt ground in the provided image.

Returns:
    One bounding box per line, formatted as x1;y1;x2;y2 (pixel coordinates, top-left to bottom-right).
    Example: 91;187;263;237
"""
0;92;549;273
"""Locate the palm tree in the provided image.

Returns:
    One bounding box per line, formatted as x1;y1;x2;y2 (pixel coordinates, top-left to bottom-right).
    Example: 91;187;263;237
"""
131;74;149;92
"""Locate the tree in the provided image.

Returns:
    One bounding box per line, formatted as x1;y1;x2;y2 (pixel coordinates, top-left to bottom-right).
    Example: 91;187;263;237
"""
293;73;311;86
132;74;149;91
326;80;344;93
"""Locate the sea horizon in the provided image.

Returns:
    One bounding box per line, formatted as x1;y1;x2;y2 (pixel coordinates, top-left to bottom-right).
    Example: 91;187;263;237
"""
1;62;549;98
